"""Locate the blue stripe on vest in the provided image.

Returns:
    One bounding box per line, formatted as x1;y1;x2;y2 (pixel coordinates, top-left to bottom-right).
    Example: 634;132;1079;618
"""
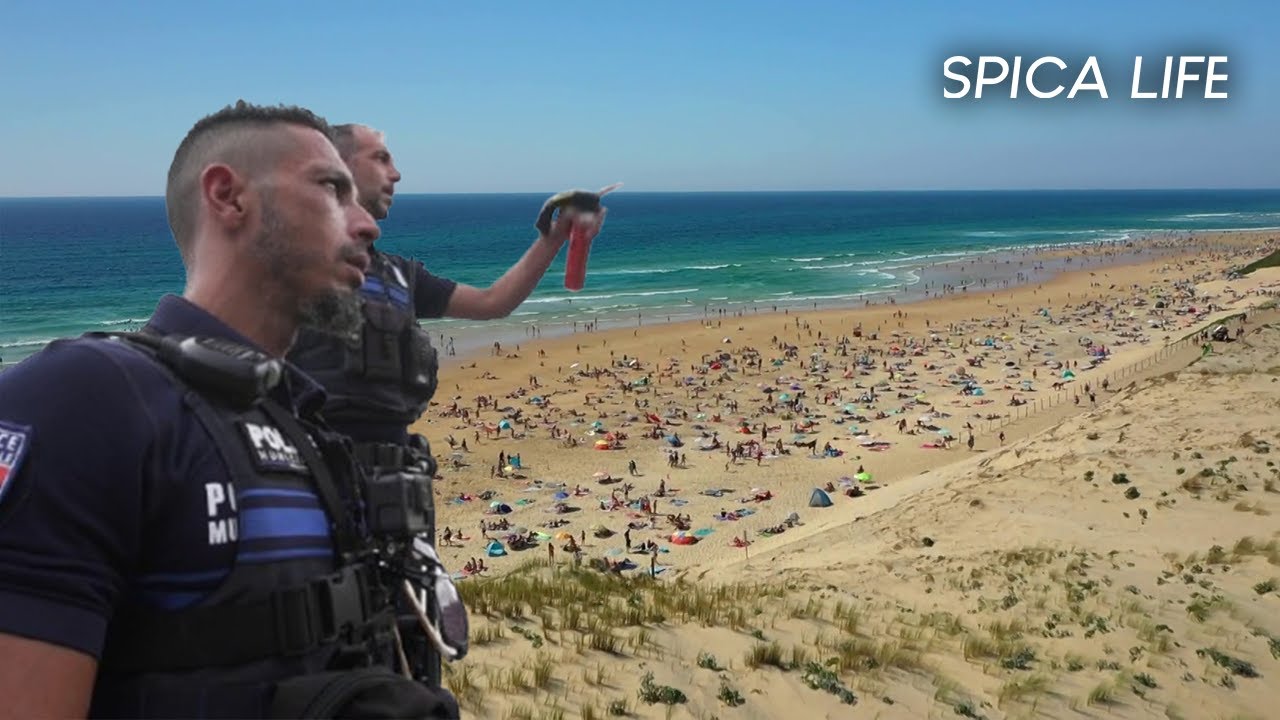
239;507;329;541
238;488;321;501
388;286;410;306
238;547;334;563
363;276;386;292
238;488;323;510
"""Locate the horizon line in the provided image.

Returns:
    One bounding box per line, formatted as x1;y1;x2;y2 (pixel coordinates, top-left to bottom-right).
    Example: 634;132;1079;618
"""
3;186;1280;201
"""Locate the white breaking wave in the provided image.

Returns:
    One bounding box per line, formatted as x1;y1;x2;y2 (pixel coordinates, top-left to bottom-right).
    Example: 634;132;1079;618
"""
594;263;739;276
523;288;700;304
2;338;60;348
799;261;857;270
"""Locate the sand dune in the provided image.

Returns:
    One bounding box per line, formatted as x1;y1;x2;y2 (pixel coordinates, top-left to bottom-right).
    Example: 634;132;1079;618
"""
419;232;1279;719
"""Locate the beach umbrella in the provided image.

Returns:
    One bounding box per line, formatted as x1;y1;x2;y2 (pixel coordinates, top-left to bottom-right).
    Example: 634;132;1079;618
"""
498;419;512;430
503;465;515;474
489;501;502;508
555;531;573;541
778;393;792;401
853;471;872;482
592;470;608;479
591;420;605;428
553;491;570;501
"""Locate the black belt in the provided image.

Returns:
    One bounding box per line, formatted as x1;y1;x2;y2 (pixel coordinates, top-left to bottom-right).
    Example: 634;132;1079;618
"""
103;565;379;673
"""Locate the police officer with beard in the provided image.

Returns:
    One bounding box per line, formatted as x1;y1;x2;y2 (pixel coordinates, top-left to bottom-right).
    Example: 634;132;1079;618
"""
290;123;595;447
288;124;607;684
0;103;459;718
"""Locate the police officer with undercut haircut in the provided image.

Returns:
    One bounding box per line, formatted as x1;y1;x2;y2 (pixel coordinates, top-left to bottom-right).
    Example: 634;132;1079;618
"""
0;102;463;718
288;124;612;686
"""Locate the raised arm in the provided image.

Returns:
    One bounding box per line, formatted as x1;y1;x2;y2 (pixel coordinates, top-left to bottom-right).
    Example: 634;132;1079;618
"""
444;189;612;320
444;231;567;320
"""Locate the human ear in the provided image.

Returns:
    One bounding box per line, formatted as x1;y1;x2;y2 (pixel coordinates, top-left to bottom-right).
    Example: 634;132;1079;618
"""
200;164;249;231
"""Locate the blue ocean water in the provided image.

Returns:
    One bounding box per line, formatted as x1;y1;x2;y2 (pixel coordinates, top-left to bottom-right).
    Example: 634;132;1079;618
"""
3;190;1280;366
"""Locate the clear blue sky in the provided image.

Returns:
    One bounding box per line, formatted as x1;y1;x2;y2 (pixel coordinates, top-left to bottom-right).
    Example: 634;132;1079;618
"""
2;0;1277;196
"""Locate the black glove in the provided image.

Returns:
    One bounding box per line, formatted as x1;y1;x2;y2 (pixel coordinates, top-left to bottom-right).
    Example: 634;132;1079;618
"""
535;189;605;237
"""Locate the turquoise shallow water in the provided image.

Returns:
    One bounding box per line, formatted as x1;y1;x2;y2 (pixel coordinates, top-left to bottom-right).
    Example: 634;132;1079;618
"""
3;190;1280;366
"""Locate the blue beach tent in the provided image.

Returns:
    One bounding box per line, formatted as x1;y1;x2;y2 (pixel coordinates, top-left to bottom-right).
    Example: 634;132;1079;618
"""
808;488;833;507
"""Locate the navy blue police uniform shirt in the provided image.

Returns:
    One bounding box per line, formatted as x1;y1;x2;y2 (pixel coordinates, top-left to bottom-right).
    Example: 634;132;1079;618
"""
0;294;332;660
401;254;455;321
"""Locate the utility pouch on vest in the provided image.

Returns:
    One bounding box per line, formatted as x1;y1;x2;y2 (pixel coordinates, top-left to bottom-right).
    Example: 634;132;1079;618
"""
404;325;438;395
362;468;434;540
270;667;460;719
360;302;406;383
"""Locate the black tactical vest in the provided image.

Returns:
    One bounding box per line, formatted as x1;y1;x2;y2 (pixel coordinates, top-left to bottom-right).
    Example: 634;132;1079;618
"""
289;251;440;440
88;333;394;719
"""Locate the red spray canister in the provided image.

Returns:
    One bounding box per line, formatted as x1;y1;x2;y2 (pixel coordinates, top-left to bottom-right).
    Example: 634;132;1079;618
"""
560;183;621;291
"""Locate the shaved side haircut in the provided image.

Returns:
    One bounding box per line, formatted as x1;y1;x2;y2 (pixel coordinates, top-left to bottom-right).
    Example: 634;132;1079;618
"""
330;124;360;163
165;100;334;265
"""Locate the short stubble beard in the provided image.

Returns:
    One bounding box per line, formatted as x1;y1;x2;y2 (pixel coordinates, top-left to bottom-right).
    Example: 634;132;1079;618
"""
253;199;365;340
299;286;364;340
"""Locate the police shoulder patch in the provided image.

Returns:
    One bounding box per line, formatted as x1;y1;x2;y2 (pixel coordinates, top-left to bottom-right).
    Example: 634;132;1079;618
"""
238;420;310;475
0;421;32;504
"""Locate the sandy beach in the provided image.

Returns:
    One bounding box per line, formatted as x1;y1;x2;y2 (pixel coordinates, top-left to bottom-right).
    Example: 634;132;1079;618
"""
418;231;1280;719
